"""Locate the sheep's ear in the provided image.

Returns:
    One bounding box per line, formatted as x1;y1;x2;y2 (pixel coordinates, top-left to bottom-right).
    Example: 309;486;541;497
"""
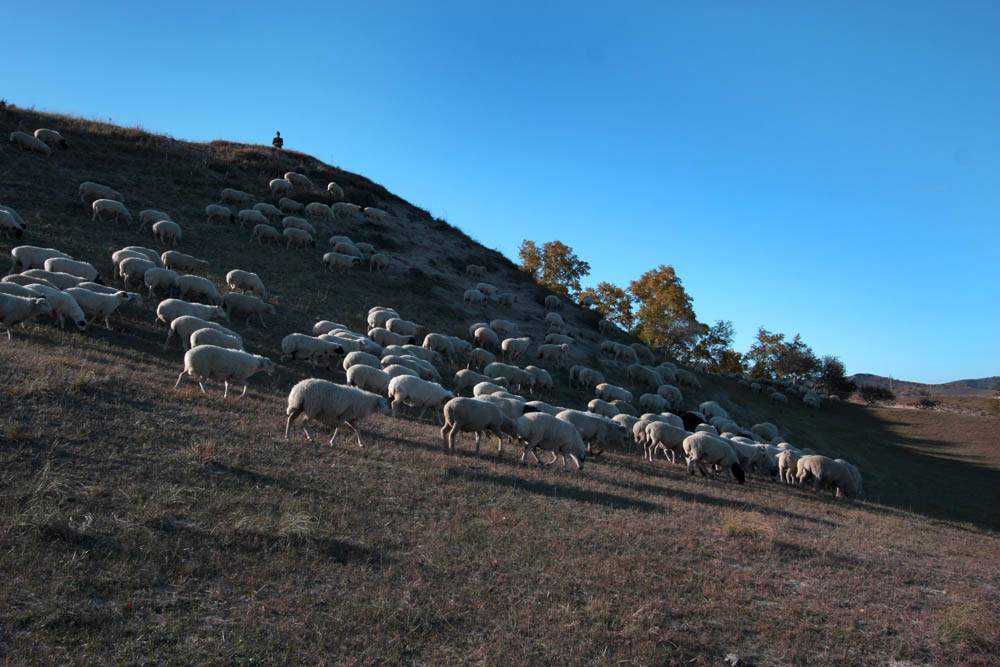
732;464;746;484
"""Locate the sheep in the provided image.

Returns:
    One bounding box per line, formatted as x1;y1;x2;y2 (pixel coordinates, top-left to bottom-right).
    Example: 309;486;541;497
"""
544;312;564;327
221;292;274;327
33;128;68;150
305;202;332;219
484;362;534;393
544;333;574;345
776;449;801;484
645;421;691;464
627;364;663;390
368;327;416;347
544;295;560;311
3;274;57;289
475;282;498;300
465;264;486;278
286;379;389;447
343;350;382;372
355;242;375;256
280;333;344;367
497;292;517;307
524;365;553;394
683;432;746;483
345;364;392;397
675;369;702;389
441;397;518;455
173;345;273;399
178;275;221;305
21;269;83;290
190;327;243;351
22;284;87;331
91;199;132;225
312;320;350;336
284;172;314;190
472;326;500;352
695;424;719;435
501;336;531;362
637;393;668;414
834;459;864;498
611;400;638;416
0;283;37;298
597;319;617;336
323;252;360;273
282;216;316;235
333;202;362;218
803;393;822;409
612;343;639;364
225;269;266;299
237;209;268;228
156;298;227;325
269;178;293;195
329;235;355;248
117;257;156;288
121;246;162;266
588;398;620;419
79;181;123;206
524;400;562;416
161;251;208;274
205;204;235;224
363;206;387;221
152;220;182;246
656;384;683;409
381;354;440;382
63;288;131;329
137;209;172;232
797;455;858;499
559;409;630;454
279;197;304;214
472;381;507;397
43;258;101;283
9;131;51;156
324;331;382;356
383;364;418;379
387;375;454;424
0;211;24;239
220;188;253;208
769;392;788;404
454;369;508;395
327;182;345;200
467;348;495;371
655;364;677;384
463;289;486;306
612;413;640;444
76;282;143;307
253;202;282;220
251;224;282;245
517;412;586;471
0;205;26;229
422;333;457;363
595;382;633;404
0;293;52;338
699;401;728;420
284;227;315;248
369;253;392;272
630;343;655;365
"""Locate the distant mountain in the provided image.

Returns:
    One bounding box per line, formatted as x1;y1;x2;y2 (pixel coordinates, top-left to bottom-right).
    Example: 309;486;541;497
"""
848;374;1000;397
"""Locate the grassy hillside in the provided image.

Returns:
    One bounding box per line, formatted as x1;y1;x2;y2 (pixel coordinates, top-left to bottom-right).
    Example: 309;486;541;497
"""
1;106;999;664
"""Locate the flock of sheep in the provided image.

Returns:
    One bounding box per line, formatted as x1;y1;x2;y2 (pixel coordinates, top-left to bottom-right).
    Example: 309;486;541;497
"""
2;123;863;500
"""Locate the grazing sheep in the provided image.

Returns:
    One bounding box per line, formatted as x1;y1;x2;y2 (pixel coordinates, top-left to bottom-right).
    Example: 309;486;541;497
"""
484;362;534;393
544;312;564;327
517;412;586;471
237;209;268;228
834;459;864;498
544;333;574;345
280;333;345;367
251;224;282;245
220;188;253;208
536;343;570;366
611;400;638;417
342;350;382;372
253;202;282;220
797;455;858;499
645;421;690;464
22;269;83;290
369;253;392;272
777;449;801;484
751;422;780;442
138;209;172;232
464;289;486;306
2;274;56;289
524;400;562;416
501;336;531;362
43;258;101;283
465;264;486;278
557;409;629;454
175;345;273;398
78;181;123;206
472;381;507;397
269;178;293;195
524;365;553;394
385;318;426;342
63;288;130;328
22;284;87;331
284;172;314;190
278;197;304;214
9;131;51;156
118;257;157;288
205;204;235;224
283;227;315;248
0;211;24;239
675;369;702;389
156;298;227;325
476;282;498;300
544;295;560;311
305;202;333;219
323;252;360;273
683;432;746;483
497;292;517;307
383;363;418;379
166;317;240;352
627;364;663;390
333;202;362;218
630;343;655;365
178;275;221;305
381;354;440;382
387;375;454;424
282;216;316;235
441;397;519;455
421;333;456;363
221;292;274;327
312;320;350;335
656;383;683;409
225;269;266;299
0;205;26;229
285;379;390;447
327;182;345;200
368;327;416;347
33;128;68;149
363;207;387;221
639;393;669;413
472;326;500;352
454;369;508;395
588;398;620;419
161;251;208;273
190;327;243;350
467;347;495;371
597;319;617;335
346;364;392;396
92;199;132;225
595;382;633;404
355;242;375;256
152;220;182;246
0;293;52;338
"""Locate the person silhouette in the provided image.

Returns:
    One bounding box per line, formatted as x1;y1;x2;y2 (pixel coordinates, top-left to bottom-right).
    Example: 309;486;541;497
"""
272;131;283;149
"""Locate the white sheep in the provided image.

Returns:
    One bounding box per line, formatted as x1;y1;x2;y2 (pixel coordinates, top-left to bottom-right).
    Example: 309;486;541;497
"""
472;381;507;397
524;400;562;416
190;327;243;350
463;289;486;306
597;319;617;335
472;326;500;352
63;287;131;328
595;382;633;404
221;292;274;327
42;258;101;283
517;412;586;471
253;202;282;220
251;224;282;245
343;350;382;371
73;282;143;306
656;384;683;409
279;197;304;214
138;209;173;231
152;220;182;246
156;298;228;325
368;327;416;347
282;216;316;235
476;282;498;300
381;354;440;382
164;316;242;351
121;246;162;266
467;348;495;371
283;227;315;248
588;398;620;419
355;242;375;256
383;363;419;379
323;252;360;273
536;343;569;366
483;362;534;393
834;459;864;498
543;312;564;327
2;274;56;289
645;421;690;464
627;364;663;390
22;284;87;331
33;128;68;149
305;202;333;219
175;345;274;398
544;295;560;311
178;275;221;305
557;409;629;454
161;251;208;273
0;211;24;239
501;336;531;362
369;253;392;272
333;202;362;218
797;455;858;499
544;333;574;345
421;333;456;363
269;178;293;195
441;397;518;455
497;292;517;307
327;182;345;200
205;204;234;224
238;209;268;228
0;206;26;231
225;269;266;299
639;393;668;413
20;269;82;290
9;131;51;156
524;365;552;394
387;375;454;424
312;320;350;335
78;181;123;206
92;199;132;225
454;369;507;395
683;432;746;483
280;333;345;367
346;364;392;396
284;172;314;190
0;293;52;338
363;207;387;221
118;257;156;288
286;379;390;447
675;369;702;389
220;188;253;208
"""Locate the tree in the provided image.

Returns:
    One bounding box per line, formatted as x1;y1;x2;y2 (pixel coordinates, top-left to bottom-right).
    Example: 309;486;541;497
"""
774;334;821;383
745;328;786;379
628;265;705;359
518;239;591;297
692;320;742;373
581;281;634;329
815;355;854;399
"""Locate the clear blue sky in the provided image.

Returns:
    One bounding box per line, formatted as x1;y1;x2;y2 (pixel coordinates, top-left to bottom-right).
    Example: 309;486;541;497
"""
6;1;997;383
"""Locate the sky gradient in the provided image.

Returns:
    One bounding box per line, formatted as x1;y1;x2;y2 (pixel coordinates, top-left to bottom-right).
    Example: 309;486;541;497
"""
5;1;997;383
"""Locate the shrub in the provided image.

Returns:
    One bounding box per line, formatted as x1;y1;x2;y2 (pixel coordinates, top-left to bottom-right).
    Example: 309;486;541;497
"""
857;385;895;405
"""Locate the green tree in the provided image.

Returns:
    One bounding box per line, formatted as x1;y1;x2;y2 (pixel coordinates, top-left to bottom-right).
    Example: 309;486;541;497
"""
745;328;819;382
581;281;634;329
628;265;705;359
815;355;855;399
745;327;785;379
518;239;591;297
692;320;742;373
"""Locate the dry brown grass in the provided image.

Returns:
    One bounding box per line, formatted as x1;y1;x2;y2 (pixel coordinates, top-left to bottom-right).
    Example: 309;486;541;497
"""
1;105;999;665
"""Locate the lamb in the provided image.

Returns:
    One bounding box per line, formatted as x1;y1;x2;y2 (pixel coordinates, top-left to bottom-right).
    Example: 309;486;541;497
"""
0;293;52;338
282;216;316;234
280;333;344;367
363;207;387;221
524;366;553;394
333;202;362;218
152;220;182;246
588;398;620;419
33;128;69;150
284;172;314;190
0;211;24;239
595;382;633;404
327;182;345;200
221;292;275;327
369;253;392;272
346;364;392;396
467;348;495;371
251;224;282;245
174;345;273;398
9;131;51;156
286;379;390;447
464;289;486;305
253;202;282;220
454;369;508;395
544;295;560;311
441;397;518;455
43;258;101;283
472;326;500;352
205;204;235;224
501;336;531;362
269;178;293;195
220;188;253;208
225;269;266;299
92;199;132;225
305;202;332;219
387;375;454;424
645;421;690;464
682;432;746;483
279;197;304;214
516;412;586;471
178;275;221;305
63;287;131;328
484;362;535;393
342;350;382;371
190;327;243;350
161;251;209;273
238;209;268;228
21;269;83;290
797;455;858;499
283;227;315;248
368;327;416;347
79;181;123;206
323;252;360;273
156;298;228;325
22;284;88;331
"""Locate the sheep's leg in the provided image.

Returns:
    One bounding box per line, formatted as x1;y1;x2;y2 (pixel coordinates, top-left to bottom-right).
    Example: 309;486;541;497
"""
391;399;402;418
197;381;207;395
520;445;531;465
174;371;187;388
440;423;450;450
329;424;341;446
222;381;229;399
285;410;302;439
416;406;427;423
238;383;248;398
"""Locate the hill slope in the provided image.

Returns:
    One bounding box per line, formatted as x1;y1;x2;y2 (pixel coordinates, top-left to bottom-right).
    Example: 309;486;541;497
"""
1;106;998;664
850;373;999;397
